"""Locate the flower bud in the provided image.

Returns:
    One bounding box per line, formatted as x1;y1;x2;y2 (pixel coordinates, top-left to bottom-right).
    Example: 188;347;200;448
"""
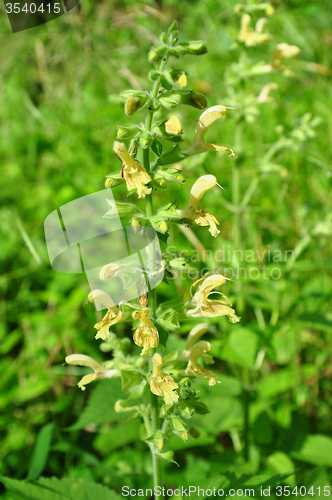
139;132;153;149
159;220;168;233
173;41;208;56
116;124;139;140
125;97;140;116
171;416;189;441
160;32;168;44
159;94;181;109
148;45;167;63
105;178;114;188
165;115;183;135
131;218;141;232
99;263;118;281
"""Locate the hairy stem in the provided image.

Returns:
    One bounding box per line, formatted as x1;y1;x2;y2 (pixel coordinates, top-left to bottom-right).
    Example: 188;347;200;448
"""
142;52;170;490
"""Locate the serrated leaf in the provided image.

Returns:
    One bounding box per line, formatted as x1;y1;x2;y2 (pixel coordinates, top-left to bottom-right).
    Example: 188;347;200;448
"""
0;476;122;500
121;371;141;391
67;379;125;431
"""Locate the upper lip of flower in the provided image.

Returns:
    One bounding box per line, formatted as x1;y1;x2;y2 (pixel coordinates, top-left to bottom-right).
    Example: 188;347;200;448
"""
181;105;236;157
185;340;219;385
187;275;241;323
180;175;221;237
65;354;116;390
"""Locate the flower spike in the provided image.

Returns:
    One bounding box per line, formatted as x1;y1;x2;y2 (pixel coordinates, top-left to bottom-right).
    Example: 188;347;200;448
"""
182;105;236;157
113;141;151;198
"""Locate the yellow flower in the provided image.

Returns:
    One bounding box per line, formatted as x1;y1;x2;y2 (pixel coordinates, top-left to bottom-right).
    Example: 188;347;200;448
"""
238;14;268;47
178;323;209;361
113;141;151;198
65;354;116;391
256;83;278;103
99;263;119;281
133;307;159;356
165;115;183;135
150;353;179;405
88;289;123;340
270;43;300;71
181;175;220;237
188;275;241;323
182;105;236;157
177;73;187;88
185;341;219;386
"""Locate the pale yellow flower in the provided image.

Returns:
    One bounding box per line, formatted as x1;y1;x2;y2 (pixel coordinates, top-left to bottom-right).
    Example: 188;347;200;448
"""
133;307;159;356
178;323;209;361
165;115;183;135
113;141;151;198
257;83;278;103
150;353;179;405
270;43;300;71
177;73;187;88
180;175;220;237
182;105;236;157
88;289;123;340
188;275;241;323
185;341;219;386
238;14;268;47
65;354;116;391
99;263;119;281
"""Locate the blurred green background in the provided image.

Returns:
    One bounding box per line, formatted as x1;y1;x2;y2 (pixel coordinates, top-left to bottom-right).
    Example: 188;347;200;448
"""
0;0;332;497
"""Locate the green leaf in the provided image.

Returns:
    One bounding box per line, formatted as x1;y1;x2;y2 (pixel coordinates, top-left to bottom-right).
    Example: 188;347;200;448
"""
155;450;178;464
27;423;54;481
157;324;169;348
157;199;183;219
121;90;148;100
104;199;139;219
186;473;292;500
297;314;332;333
252;412;274;445
0;476;122;500
219;328;258;368
68;379;125;431
157;308;180;332
258;368;299;398
121;371;141;391
151;137;163;157
267;452;296;487
291;435;332;466
155;144;186;166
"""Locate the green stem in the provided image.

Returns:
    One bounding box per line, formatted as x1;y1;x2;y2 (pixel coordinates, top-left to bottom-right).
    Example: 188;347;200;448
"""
243;367;250;462
150;391;163;487
142;51;170;490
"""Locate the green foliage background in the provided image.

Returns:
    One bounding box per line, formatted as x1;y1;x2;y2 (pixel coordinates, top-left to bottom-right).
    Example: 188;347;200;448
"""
0;0;332;497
